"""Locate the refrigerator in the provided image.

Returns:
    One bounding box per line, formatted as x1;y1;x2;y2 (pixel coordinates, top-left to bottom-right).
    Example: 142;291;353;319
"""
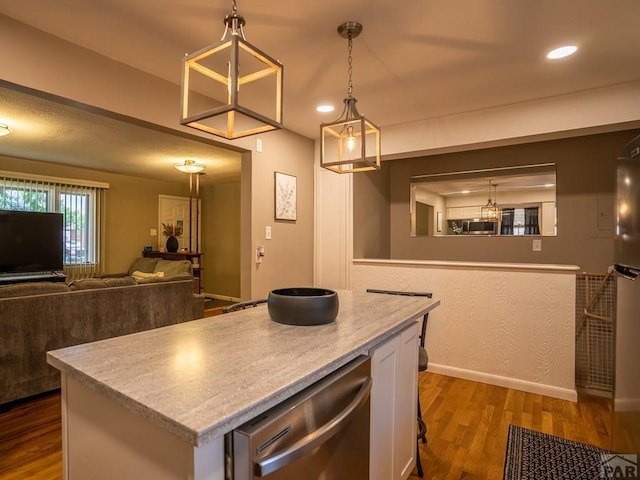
612;133;640;455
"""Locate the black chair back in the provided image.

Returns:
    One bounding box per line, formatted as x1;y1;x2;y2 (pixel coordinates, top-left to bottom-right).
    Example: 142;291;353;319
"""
222;299;267;314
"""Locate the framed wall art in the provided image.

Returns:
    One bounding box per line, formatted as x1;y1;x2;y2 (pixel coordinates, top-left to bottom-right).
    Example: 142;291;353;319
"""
274;172;297;221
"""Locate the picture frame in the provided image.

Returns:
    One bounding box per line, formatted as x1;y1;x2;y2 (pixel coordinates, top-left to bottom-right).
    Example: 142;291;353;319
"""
274;172;297;221
437;211;443;232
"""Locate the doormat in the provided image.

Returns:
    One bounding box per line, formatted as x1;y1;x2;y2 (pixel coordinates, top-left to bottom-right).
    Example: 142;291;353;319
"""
503;425;614;480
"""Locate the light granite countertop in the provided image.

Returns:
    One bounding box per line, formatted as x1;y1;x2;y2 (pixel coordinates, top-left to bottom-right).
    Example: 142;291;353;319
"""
47;289;440;447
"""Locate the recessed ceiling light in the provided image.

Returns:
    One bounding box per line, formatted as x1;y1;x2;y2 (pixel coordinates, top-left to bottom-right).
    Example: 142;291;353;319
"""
316;105;335;113
546;45;578;60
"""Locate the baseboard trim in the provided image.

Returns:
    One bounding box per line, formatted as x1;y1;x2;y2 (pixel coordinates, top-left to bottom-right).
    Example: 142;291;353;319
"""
428;363;578;402
203;292;241;302
614;397;640;412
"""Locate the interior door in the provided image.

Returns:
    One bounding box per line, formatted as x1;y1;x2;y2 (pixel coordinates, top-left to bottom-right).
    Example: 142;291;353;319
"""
158;195;197;251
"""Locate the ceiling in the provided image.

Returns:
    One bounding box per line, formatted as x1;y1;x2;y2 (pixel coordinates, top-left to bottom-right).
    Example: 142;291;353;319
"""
0;86;243;183
1;1;640;181
412;163;557;197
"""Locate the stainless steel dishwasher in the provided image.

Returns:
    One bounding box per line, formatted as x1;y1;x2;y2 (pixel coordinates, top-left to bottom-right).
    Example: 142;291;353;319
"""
227;355;371;480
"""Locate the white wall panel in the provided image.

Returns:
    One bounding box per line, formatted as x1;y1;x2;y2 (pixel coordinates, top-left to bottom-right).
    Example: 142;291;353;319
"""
352;260;578;401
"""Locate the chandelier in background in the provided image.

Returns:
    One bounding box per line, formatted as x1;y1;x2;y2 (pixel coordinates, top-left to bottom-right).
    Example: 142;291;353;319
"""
320;22;381;174
180;0;283;140
481;180;501;221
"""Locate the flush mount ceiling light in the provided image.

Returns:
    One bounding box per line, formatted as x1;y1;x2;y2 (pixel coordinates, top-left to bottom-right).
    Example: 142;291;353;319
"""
546;45;578;59
320;21;381;174
175;159;206;173
180;0;283;140
481;180;502;221
0;124;12;137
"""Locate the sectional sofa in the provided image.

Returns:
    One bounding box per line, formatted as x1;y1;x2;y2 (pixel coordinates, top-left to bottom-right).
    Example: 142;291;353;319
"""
0;271;205;406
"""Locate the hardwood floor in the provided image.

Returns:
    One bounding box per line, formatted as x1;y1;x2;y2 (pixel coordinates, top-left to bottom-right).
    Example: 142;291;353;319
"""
410;373;612;479
0;373;611;480
0;392;62;480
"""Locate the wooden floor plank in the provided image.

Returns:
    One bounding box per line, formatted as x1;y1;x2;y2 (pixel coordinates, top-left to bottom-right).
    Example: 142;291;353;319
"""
0;372;611;480
409;372;612;479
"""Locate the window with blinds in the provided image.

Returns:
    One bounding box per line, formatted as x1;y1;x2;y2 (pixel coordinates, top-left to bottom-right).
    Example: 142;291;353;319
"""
0;172;108;280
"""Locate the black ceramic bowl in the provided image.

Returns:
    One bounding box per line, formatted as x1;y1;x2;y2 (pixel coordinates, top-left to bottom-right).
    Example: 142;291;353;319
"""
267;288;339;326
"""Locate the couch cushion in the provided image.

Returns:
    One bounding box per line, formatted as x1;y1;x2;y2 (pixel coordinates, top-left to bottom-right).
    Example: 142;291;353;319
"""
104;276;138;287
136;272;193;284
127;257;158;276
153;259;192;276
69;276;137;291
0;282;70;298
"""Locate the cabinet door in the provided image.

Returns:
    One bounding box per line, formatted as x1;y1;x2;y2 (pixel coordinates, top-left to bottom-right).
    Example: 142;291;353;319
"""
370;322;420;480
447;207;464;219
395;322;419;480
463;206;481;219
370;333;399;480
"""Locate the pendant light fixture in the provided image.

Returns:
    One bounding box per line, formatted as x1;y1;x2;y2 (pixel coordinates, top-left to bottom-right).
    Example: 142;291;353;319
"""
175;161;206;253
180;0;283;140
320;22;381;173
481;180;501;221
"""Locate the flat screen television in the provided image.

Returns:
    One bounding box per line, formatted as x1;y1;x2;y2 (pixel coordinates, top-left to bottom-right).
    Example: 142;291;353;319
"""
0;210;64;274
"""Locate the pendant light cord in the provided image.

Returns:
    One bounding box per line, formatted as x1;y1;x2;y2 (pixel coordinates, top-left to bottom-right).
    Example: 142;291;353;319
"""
347;32;354;98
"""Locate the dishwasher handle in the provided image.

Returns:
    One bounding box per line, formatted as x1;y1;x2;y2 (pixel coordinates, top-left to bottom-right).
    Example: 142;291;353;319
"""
255;376;372;477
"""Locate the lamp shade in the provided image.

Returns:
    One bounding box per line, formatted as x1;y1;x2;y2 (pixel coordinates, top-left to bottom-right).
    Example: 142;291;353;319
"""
175;160;205;173
0;124;12;137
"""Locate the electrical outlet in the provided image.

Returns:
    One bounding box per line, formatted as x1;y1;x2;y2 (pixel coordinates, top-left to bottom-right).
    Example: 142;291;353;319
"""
533;239;542;252
150;228;157;236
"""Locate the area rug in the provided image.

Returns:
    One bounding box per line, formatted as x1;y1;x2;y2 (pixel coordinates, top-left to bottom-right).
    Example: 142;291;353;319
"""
503;425;611;480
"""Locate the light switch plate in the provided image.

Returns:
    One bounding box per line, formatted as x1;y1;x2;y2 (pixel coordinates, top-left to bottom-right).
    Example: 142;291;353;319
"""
150;228;157;236
256;138;263;153
533;239;542;251
266;225;272;240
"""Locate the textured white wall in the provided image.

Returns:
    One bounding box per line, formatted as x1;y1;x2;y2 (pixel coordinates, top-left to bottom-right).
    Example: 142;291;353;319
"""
352;260;578;401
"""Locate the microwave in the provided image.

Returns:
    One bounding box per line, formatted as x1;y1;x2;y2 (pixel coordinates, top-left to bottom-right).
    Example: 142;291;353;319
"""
462;220;498;235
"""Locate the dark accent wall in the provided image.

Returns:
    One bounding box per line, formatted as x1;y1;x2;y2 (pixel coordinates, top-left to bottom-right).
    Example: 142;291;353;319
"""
353;129;640;272
353;162;391;259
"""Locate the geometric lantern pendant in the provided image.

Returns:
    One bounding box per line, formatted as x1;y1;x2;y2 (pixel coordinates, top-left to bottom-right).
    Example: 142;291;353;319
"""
320;21;381;173
320;97;381;173
180;5;283;140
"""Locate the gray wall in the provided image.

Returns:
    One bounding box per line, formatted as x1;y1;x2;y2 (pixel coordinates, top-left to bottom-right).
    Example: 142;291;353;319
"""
353;162;391;259
354;129;640;272
201;179;241;298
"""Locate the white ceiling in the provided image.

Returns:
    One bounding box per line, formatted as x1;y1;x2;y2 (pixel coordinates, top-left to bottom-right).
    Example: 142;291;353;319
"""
1;1;640;181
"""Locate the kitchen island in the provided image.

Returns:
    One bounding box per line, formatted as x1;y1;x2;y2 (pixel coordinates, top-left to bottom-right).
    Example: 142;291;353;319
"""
47;289;440;479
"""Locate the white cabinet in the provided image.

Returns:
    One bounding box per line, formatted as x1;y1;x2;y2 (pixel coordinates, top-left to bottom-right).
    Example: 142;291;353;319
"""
447;206;482;220
446;207;464;219
463;206;481;219
369;322;419;480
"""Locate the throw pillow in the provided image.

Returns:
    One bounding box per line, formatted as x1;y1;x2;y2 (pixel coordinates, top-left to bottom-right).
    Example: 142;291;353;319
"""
127;257;158;276
153;259;192;276
131;270;165;281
